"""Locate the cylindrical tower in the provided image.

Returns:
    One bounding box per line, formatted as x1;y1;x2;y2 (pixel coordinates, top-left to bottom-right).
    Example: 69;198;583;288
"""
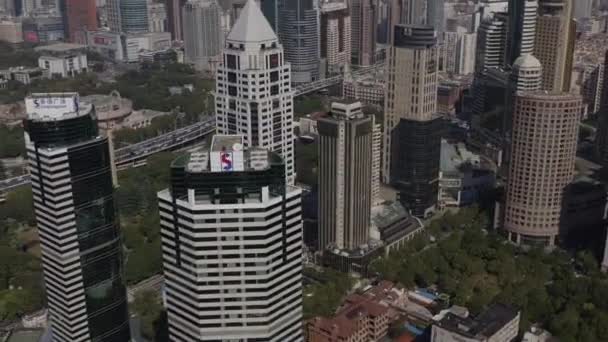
504;92;582;246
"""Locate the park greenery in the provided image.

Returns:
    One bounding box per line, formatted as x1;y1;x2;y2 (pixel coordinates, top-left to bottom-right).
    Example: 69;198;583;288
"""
0;152;175;322
132;290;168;341
302;268;354;320
295;138;318;186
294;96;325;119
0;42;39;70
0;125;25;159
116;152;174;284
0;62;215;145
0;187;43;322
371;207;608;342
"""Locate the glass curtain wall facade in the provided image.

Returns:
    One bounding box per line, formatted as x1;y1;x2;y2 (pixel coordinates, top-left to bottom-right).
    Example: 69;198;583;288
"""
24;93;130;342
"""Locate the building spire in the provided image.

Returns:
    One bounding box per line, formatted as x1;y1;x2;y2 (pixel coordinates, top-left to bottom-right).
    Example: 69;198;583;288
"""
226;0;277;43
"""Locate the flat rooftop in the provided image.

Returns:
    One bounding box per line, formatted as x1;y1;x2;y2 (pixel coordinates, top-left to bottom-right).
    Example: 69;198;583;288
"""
35;43;86;53
436;304;518;339
211;135;244;152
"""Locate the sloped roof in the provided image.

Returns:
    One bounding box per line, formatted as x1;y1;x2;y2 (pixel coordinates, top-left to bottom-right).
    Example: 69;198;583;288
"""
226;0;277;43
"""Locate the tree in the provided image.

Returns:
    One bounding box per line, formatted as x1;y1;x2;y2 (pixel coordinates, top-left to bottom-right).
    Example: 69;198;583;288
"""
132;290;164;340
0;186;35;226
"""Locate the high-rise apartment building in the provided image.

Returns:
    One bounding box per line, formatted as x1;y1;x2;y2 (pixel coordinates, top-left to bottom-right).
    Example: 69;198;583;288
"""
23;93;131;342
320;1;351;75
182;0;223;73
503;92;581;246
158;135;303;341
318;101;373;251
383;25;441;217
215;0;295;185
504;0;537;67
167;0;186;40
278;0;320;83
63;0;97;41
534;0;575;92
350;0;376;66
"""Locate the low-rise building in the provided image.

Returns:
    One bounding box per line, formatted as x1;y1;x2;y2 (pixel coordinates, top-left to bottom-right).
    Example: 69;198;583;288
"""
85;31;171;63
370;201;424;254
36;43;88;78
82;91;134;131
125;32;171;62
438;140;495;209
522;325;555;342
0;18;23;43
307;293;390;341
22;16;64;43
431;304;520;342
342;67;385;106
139;48;179;66
0;66;47;84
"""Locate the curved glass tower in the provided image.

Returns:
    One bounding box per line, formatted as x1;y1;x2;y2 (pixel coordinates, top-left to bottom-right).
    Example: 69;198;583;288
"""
120;0;149;32
278;0;320;83
24;93;131;342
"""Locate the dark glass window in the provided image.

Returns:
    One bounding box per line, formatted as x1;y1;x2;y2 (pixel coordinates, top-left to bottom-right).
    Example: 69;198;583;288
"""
226;54;237;69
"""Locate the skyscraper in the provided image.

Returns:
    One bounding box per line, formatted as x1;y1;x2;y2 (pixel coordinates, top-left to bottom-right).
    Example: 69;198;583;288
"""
278;0;320;83
23;93;131;342
401;0;426;25
320;0;351;75
147;0;167;32
427;0;444;32
182;0;223;73
64;0;97;41
595;50;608;167
504;0;537;67
383;25;441;217
503;92;581;246
350;0;377;66
120;0;149;32
215;0;295;185
574;0;592;20
318;101;373;251
471;11;507;115
106;0;122;32
534;0;575;92
260;0;278;32
504;54;542;135
158;135;303;341
167;0;186;40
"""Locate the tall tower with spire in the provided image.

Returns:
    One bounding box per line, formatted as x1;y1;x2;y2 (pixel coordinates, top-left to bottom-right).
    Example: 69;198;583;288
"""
215;0;296;185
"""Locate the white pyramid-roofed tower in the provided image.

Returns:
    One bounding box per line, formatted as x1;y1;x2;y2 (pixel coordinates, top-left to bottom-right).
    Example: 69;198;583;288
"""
226;0;277;44
215;0;296;185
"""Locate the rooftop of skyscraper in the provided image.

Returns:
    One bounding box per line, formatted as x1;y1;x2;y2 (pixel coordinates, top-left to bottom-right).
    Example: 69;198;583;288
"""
171;135;282;174
24;93;92;122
